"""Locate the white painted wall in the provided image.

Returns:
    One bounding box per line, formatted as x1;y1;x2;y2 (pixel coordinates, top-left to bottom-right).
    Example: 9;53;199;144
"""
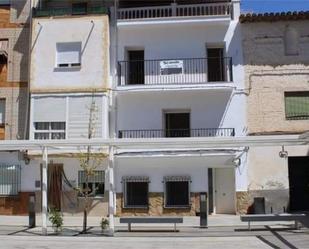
30;93;108;140
31;16;109;92
115;157;209;192
117;21;244;87
116;20;246;136
20;156;108;192
117;90;246;135
248;145;309;191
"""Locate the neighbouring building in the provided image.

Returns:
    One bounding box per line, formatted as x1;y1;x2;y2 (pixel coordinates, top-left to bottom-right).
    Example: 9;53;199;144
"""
239;12;309;214
111;0;248;216
0;0;30;215
26;0;110;216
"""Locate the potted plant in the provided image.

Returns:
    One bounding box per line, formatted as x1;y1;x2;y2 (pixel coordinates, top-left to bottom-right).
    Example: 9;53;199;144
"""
100;217;109;233
49;209;63;233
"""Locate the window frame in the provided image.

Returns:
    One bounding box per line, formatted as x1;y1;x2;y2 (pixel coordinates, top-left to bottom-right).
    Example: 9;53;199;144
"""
284;91;309;120
55;42;82;69
163;176;191;208
33;122;66;140
78;170;105;198
123;176;149;209
0;98;5;127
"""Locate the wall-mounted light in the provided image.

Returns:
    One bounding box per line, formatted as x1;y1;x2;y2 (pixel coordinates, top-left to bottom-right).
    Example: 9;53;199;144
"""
233;158;241;167
279;146;288;158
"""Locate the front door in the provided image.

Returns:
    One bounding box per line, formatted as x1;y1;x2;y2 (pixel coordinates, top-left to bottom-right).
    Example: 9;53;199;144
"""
48;164;63;210
288;157;309;211
215;168;235;214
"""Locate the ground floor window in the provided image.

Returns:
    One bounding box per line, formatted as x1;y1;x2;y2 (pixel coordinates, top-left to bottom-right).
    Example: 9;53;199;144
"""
123;176;149;208
0;165;21;196
78;170;105;197
34;122;66;140
164;176;190;207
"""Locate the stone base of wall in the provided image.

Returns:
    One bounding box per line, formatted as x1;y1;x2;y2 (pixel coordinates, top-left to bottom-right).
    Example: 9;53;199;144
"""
236;189;289;214
116;192;200;216
0;192;33;215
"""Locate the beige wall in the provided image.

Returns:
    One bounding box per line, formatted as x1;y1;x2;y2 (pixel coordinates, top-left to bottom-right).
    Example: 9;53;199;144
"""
242;20;309;135
0;5;30;140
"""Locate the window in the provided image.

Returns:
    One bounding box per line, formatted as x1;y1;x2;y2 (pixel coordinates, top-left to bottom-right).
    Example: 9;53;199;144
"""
78;170;105;197
164;176;190;207
56;42;82;68
285;92;309;120
0;165;21;196
123;176;149;208
0;99;5;126
34;122;66;140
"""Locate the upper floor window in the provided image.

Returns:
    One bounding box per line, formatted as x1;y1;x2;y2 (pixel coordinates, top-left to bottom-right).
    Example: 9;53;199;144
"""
284;25;299;56
34;122;66;140
285;92;309;120
0;99;5;126
56;42;82;68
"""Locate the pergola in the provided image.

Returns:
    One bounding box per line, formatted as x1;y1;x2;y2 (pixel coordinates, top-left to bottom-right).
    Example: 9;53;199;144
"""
0;133;308;235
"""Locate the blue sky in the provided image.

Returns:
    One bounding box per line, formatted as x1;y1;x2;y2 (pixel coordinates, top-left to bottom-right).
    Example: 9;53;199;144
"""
241;0;309;13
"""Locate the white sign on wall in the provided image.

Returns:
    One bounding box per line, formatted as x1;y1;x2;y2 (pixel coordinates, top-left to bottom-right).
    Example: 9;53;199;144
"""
160;60;183;75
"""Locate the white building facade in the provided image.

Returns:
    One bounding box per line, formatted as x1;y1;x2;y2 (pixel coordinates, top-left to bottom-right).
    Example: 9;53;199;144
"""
111;0;247;216
25;0;110;216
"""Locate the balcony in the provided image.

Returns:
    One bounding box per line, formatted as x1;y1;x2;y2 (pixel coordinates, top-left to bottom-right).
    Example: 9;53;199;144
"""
33;5;107;18
118;2;232;21
118;57;233;86
118;128;235;138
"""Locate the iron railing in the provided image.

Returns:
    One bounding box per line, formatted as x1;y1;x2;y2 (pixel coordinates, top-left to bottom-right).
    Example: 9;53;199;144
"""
118;128;235;138
118;2;232;20
118;57;233;86
33;6;107;17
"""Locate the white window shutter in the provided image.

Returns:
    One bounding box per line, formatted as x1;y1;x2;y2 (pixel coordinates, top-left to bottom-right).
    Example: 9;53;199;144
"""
56;42;81;65
33;97;66;122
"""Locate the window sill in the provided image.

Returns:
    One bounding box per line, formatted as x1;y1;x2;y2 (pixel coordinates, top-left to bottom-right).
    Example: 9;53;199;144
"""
123;206;149;209
78;196;104;200
54;66;81;72
164;205;191;209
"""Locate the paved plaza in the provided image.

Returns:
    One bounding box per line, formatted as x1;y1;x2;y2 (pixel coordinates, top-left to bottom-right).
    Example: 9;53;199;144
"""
0;215;308;248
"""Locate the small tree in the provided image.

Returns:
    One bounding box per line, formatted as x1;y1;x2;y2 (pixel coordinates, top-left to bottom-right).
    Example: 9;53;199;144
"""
76;96;107;233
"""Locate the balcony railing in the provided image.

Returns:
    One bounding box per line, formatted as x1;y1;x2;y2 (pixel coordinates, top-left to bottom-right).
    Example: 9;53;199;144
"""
118;128;235;138
118;57;233;86
33;6;107;18
118;2;232;20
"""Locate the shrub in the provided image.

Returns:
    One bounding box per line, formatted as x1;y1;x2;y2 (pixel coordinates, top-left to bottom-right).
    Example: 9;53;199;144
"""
100;217;109;231
49;209;63;232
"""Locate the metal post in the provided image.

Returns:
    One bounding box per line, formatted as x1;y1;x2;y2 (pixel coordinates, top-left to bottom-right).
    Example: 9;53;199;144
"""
28;193;36;228
108;146;115;234
200;192;208;228
41;146;48;235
